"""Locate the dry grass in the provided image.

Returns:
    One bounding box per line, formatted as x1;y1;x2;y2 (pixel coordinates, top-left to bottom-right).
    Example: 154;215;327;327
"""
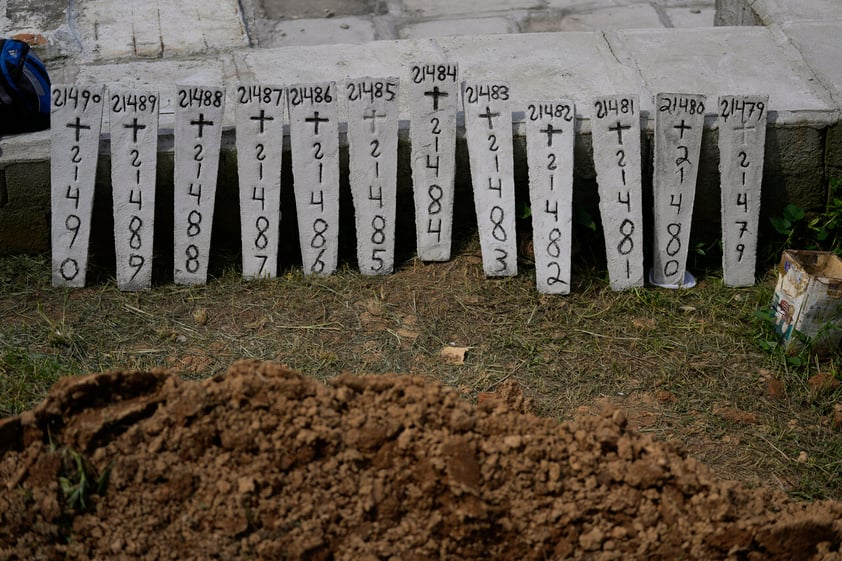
1;245;840;501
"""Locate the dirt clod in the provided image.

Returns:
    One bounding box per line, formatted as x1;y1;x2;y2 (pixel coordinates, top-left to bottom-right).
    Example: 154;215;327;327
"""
2;360;841;560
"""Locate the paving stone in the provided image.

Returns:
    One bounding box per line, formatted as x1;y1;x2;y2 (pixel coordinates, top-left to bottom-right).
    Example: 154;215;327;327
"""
399;17;515;39
403;0;542;18
750;0;842;24
780;22;842;109
665;6;715;27
257;0;382;19
607;27;836;124
257;17;377;47
543;0;625;10
74;0;248;61
552;6;666;32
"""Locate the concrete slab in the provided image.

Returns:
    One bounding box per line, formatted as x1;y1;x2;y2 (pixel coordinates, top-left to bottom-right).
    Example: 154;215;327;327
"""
237;33;646;123
400;17;515;39
779;22;842;109
257;0;382;19
403;0;542;18
555;5;666;32
664;6;715;27
749;0;842;24
256;17;377;48
72;0;248;62
606;27;838;126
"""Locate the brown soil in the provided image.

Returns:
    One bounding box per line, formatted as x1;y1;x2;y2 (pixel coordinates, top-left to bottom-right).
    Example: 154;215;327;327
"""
1;360;841;560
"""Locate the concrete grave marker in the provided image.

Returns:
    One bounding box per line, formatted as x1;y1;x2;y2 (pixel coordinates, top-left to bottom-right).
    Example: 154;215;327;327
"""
109;90;159;291
408;63;459;261
173;85;225;285
651;93;706;288
234;84;285;279
462;80;517;277
525;100;575;294
718;95;768;287
50;85;105;287
591;95;645;291
287;82;340;275
345;77;400;275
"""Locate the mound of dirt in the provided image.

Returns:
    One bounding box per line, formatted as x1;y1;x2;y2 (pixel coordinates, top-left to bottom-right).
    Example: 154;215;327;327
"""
1;360;841;560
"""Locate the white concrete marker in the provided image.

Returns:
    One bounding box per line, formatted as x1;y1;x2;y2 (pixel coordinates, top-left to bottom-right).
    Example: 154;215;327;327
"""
234;84;285;279
591;95;645;291
173;85;225;285
525;100;575;294
462;80;517;277
408;63;459;262
719;95;768;287
345;77;400;275
651;93;706;288
50;85;105;288
109;89;159;291
287;82;340;275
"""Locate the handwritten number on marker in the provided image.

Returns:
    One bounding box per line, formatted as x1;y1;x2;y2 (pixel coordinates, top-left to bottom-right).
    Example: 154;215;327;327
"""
128;216;143;250
65;214;81;248
185;245;200;273
254;216;269;250
490;206;507;242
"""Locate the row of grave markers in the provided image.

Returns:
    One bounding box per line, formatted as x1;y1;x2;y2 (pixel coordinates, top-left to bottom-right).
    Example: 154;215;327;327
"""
49;65;767;294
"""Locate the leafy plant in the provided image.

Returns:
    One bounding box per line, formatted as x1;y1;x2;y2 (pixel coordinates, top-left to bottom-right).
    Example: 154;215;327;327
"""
59;448;112;512
770;177;842;255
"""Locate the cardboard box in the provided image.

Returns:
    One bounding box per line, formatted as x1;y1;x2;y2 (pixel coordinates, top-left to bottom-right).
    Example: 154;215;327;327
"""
773;250;842;354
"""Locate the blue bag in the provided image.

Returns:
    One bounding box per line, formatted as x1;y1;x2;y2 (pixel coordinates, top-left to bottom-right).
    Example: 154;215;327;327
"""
0;38;50;134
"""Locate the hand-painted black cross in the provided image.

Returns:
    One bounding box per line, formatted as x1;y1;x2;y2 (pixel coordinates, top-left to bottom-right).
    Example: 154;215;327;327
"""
362;109;386;134
608;121;631;145
124;118;146;143
66;117;91;142
250;109;274;134
540;124;563;147
479;106;500;130
423;86;449;111
305;111;329;135
190;113;214;138
733;123;756;146
673;119;691;140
